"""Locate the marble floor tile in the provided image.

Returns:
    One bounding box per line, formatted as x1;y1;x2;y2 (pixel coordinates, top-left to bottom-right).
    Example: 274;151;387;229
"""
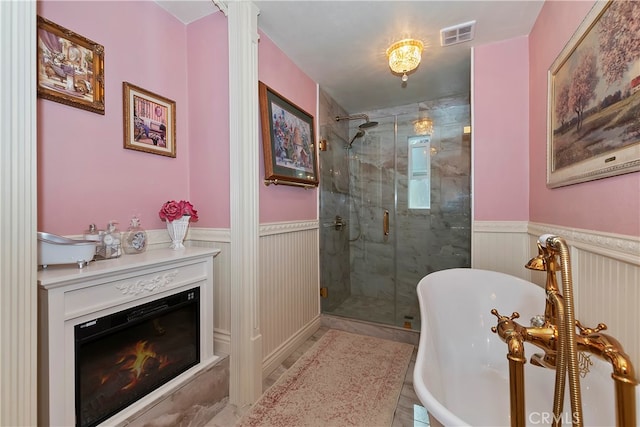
203;401;241;427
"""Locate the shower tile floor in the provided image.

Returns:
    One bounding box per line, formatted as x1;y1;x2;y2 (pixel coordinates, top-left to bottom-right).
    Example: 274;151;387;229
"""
325;294;422;330
205;325;429;426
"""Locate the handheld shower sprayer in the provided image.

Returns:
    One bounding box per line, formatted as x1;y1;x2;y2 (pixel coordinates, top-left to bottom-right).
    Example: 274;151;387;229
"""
336;114;379;149
347;129;365;148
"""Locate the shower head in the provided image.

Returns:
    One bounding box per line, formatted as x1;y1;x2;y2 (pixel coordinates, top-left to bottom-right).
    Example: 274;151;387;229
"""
358;120;378;129
336;113;379;131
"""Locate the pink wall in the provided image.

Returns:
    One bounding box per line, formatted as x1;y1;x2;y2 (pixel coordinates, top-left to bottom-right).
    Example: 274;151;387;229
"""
473;36;530;221
38;2;319;235
529;1;640;236
473;2;640;237
38;1;190;235
186;13;230;228
257;32;318;223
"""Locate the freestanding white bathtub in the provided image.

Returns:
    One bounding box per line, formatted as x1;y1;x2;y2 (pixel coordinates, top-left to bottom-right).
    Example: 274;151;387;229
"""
413;268;637;427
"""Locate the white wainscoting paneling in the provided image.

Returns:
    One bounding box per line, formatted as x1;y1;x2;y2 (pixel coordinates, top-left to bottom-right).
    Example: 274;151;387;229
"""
259;221;320;378
472;221;531;280
188;229;232;356
188;221;320;378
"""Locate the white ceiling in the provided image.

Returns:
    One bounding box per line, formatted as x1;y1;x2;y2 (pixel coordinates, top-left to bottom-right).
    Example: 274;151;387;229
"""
156;0;544;113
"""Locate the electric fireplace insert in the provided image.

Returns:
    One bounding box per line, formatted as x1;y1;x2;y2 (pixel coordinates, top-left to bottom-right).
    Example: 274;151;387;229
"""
74;287;200;427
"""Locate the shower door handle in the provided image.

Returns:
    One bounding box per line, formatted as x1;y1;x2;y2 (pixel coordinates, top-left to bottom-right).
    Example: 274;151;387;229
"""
383;210;389;236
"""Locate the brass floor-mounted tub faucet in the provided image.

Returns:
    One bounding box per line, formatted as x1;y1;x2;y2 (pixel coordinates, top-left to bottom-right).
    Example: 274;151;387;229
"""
491;235;637;427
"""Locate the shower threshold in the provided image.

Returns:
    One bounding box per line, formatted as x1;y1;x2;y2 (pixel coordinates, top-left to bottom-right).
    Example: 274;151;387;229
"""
323;294;421;331
320;314;419;347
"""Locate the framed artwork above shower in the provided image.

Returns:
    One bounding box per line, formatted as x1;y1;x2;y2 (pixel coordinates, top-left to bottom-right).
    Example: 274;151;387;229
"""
259;81;319;188
547;0;640;188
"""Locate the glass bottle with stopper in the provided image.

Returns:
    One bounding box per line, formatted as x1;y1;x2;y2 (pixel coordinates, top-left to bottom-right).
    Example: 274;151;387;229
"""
97;220;122;259
123;216;147;254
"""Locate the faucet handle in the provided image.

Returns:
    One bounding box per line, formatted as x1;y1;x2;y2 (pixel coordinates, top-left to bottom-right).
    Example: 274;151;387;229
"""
490;309;520;333
530;314;545;327
491;309;520;321
575;320;607;336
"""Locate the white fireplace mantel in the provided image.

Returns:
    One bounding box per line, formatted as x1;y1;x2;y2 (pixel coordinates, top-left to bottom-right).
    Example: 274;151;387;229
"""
38;247;220;426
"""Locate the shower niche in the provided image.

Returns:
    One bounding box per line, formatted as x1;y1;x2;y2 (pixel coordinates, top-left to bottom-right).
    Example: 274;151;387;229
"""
319;93;471;331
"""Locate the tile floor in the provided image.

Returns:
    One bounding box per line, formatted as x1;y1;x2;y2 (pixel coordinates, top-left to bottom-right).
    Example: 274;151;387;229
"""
204;325;429;426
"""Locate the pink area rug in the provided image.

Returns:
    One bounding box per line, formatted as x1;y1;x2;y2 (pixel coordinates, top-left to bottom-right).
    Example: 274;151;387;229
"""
238;329;414;427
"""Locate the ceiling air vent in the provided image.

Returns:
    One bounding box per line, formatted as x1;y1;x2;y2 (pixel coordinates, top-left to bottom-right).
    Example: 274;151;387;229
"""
440;20;476;47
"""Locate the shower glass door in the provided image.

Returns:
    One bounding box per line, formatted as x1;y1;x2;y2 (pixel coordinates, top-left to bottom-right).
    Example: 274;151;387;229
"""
337;114;396;325
319;99;471;331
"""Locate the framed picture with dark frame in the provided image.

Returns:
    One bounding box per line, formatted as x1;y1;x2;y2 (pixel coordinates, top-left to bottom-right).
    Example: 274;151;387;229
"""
547;0;640;188
37;16;105;114
123;82;176;158
259;81;319;188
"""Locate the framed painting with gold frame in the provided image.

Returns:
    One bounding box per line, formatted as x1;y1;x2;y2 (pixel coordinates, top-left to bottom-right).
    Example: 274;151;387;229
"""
547;0;640;188
123;82;176;158
37;16;105;114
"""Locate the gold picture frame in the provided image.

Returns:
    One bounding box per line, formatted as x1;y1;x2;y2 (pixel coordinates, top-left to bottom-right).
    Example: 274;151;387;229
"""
123;82;176;158
547;0;640;188
259;81;318;188
37;16;105;115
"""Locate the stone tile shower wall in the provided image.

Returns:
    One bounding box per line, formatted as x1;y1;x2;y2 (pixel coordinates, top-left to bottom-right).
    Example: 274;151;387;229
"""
318;89;352;312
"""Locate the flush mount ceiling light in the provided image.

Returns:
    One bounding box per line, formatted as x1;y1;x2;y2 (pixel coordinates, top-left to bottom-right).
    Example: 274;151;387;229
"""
386;38;424;82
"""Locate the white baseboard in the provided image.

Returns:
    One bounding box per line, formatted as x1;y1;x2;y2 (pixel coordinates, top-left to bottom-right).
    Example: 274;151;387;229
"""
261;316;321;379
214;329;231;357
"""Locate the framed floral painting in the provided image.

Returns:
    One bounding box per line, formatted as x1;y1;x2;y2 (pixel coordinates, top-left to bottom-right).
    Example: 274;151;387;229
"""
123;82;176;158
547;0;640;188
259;81;318;188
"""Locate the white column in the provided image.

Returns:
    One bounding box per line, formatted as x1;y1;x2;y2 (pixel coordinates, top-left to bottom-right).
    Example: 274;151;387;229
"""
0;0;38;425
216;0;263;407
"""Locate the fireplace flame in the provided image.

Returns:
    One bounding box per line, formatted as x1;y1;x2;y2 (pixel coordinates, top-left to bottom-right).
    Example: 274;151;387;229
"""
120;340;169;390
98;340;171;391
128;341;155;380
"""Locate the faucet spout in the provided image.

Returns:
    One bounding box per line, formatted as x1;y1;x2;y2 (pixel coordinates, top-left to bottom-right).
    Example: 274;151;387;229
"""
575;322;638;425
576;321;636;382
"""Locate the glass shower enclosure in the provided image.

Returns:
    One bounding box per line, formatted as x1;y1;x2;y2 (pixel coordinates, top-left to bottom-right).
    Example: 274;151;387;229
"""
319;99;471;331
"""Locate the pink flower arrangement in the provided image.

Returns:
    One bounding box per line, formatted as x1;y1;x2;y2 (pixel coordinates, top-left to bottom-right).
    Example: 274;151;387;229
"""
159;200;199;222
